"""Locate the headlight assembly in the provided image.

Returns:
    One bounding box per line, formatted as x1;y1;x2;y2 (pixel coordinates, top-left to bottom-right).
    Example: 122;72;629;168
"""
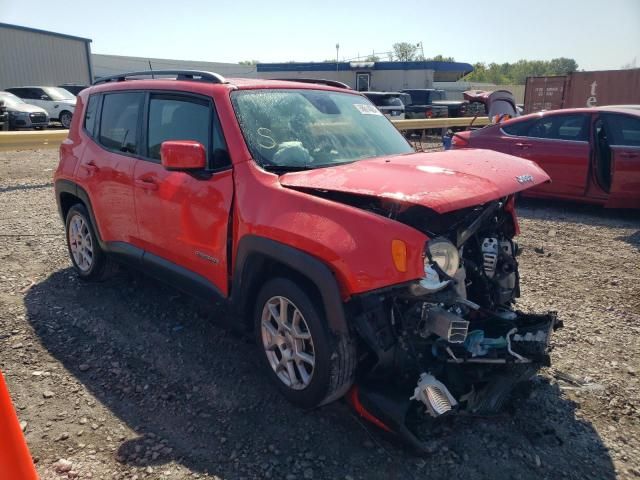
425;237;459;278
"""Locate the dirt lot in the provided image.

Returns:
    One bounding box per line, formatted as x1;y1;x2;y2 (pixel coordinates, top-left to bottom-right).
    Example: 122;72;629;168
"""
1;148;639;480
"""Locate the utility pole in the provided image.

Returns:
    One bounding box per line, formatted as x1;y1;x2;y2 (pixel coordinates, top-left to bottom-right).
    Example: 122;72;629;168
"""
336;43;340;72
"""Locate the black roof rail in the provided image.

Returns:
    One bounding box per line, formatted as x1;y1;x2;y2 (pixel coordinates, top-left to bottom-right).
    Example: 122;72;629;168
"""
272;78;352;90
92;70;227;86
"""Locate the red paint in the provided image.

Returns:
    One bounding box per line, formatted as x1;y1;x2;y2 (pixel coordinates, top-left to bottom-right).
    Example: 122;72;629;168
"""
279;150;549;214
346;387;393;433
161;140;207;170
56;77;550;301
451;107;640;209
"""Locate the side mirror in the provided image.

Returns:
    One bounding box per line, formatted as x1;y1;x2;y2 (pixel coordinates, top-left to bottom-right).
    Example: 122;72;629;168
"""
160;140;207;171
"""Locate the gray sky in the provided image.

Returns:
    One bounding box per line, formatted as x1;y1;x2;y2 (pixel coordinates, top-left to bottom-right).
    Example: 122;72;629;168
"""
1;0;638;70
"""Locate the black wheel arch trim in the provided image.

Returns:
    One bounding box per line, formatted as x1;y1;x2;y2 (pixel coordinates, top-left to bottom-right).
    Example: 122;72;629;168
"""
232;235;348;335
55;179;107;248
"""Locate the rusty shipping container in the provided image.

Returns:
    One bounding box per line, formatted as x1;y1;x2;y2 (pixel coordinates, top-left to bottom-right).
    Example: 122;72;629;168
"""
524;68;640;113
523;76;567;113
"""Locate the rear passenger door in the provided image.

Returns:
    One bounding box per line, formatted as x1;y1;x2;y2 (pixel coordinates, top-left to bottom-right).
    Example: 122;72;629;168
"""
507;113;591;198
132;92;234;296
79;92;142;243
601;113;640;208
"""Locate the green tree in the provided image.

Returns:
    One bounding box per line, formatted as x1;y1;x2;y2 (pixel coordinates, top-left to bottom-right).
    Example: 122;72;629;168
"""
238;60;260;65
392;42;417;61
365;54;380;62
464;58;579;84
426;54;456;62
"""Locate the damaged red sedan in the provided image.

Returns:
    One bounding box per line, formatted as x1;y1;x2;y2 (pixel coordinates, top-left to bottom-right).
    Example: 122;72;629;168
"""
451;107;640;209
55;71;560;451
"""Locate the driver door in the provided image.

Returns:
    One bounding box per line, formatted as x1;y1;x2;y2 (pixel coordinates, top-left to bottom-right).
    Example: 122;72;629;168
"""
133;92;234;295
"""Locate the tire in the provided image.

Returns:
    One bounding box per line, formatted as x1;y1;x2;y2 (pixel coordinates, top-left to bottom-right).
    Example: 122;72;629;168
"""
254;277;356;408
65;204;117;281
59;111;72;129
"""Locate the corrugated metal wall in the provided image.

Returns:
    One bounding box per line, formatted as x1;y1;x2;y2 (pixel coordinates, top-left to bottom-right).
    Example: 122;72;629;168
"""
0;26;91;89
92;54;259;80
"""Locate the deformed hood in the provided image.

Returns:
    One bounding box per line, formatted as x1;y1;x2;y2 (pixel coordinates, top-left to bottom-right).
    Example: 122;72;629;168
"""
279;149;550;213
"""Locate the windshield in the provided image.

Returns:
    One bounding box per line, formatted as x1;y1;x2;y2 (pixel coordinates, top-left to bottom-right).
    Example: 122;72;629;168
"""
231;89;413;169
0;92;26;108
43;87;75;101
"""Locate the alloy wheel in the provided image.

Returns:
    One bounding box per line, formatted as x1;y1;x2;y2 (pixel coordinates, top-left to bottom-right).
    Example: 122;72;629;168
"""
261;296;315;390
68;214;94;272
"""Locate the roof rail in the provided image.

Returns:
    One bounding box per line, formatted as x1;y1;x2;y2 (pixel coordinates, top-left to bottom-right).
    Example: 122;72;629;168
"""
92;70;227;85
273;78;352;89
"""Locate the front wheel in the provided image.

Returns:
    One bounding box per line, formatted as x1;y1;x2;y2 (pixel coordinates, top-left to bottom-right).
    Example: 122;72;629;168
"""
255;277;356;408
59;111;72;129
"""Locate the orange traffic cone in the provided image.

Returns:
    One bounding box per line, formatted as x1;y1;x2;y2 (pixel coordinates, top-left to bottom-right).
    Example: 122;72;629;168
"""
0;371;38;479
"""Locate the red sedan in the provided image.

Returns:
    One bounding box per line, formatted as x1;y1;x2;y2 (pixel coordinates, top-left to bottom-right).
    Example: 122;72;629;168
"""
451;107;640;208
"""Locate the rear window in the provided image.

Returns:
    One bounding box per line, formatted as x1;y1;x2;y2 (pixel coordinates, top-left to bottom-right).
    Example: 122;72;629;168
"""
502;114;589;141
98;92;143;154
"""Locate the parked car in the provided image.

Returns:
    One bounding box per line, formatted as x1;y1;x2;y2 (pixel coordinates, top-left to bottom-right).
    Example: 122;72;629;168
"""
55;71;559;449
58;84;89;96
362;91;406;119
451;107;640;208
5;86;75;128
0;91;49;129
402;89;468;118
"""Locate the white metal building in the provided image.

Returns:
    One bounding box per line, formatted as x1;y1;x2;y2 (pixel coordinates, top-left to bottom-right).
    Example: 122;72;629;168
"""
0;23;93;89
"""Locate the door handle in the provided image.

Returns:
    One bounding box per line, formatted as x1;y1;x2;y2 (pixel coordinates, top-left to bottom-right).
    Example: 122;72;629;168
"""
515;142;532;149
619;152;638;158
80;162;98;173
135;179;158;191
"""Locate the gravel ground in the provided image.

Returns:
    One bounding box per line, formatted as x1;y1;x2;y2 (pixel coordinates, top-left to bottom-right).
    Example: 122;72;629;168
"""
0;148;638;480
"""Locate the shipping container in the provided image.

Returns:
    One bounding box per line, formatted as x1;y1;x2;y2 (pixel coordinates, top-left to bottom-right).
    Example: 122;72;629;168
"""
524;68;640;113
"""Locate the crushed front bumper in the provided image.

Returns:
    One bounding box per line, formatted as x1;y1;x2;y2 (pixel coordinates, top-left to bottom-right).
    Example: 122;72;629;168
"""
347;310;562;453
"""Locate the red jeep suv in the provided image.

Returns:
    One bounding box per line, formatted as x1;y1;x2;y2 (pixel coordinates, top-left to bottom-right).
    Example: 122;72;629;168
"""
55;71;559;447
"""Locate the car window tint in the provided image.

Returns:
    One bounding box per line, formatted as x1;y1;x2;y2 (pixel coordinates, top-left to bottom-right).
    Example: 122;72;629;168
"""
501;119;535;136
99;92;143;154
147;96;210;161
602;113;640;147
84;95;99;137
526;114;589;141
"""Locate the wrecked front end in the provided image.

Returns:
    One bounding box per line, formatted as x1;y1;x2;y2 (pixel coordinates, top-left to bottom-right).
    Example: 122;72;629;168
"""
346;196;561;451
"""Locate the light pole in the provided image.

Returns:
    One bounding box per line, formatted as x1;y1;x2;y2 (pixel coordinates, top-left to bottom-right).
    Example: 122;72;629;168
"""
336;43;340;72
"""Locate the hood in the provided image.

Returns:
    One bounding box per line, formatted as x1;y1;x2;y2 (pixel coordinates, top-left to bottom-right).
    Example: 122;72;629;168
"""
7;103;48;114
279;149;550;213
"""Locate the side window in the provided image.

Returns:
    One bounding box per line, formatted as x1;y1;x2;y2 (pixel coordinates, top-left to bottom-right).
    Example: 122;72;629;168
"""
33;88;49;100
99;92;143;154
147;95;210;161
84;95;99;136
502;119;535;136
602;113;640;147
147;94;229;168
526;114;589;141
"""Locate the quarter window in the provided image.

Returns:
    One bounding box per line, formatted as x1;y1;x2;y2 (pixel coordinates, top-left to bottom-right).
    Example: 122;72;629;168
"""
84;95;99;137
98;92;143;154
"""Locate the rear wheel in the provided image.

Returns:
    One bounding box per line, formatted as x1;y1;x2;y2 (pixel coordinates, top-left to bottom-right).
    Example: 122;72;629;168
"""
65;204;117;281
59;111;72;129
255;277;356;408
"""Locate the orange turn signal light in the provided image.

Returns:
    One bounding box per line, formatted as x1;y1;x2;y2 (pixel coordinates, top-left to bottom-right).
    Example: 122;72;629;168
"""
391;240;407;272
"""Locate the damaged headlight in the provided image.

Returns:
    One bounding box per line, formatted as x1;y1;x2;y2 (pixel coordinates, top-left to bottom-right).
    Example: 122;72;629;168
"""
426;237;459;277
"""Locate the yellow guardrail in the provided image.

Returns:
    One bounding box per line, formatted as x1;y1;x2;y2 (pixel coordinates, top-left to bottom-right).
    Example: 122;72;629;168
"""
0;117;491;151
0;130;68;151
392;117;491;130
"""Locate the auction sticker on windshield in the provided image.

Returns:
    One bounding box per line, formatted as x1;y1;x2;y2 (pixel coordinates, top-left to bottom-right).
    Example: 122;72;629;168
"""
354;103;382;115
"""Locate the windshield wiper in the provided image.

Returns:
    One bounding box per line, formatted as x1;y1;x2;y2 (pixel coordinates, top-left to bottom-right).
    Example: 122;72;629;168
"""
261;164;316;173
